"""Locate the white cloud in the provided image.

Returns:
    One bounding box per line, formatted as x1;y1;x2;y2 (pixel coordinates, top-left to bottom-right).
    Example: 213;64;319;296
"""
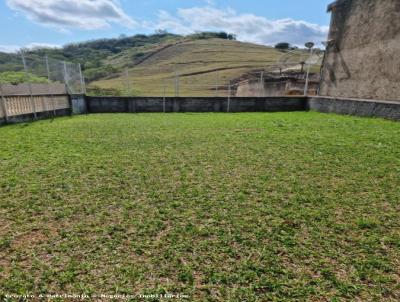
6;0;137;30
0;43;61;53
152;6;329;46
0;45;20;53
25;42;61;49
2;4;329;50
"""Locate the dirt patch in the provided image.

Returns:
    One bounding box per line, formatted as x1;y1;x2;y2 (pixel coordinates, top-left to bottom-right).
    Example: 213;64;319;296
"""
12;230;48;250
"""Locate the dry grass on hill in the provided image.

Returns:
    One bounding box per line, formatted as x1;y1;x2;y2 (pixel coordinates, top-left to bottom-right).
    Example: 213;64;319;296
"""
92;39;319;97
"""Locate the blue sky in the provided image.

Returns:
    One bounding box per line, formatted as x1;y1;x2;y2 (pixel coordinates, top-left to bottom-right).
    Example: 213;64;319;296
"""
0;0;333;52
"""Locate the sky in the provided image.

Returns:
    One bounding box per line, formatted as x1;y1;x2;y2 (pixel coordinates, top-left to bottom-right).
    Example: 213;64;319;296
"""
0;0;333;53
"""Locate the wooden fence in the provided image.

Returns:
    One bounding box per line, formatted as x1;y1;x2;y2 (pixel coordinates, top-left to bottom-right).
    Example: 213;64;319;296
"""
0;94;70;121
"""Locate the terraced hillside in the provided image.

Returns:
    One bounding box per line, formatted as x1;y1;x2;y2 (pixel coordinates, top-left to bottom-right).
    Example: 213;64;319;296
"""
91;39;313;97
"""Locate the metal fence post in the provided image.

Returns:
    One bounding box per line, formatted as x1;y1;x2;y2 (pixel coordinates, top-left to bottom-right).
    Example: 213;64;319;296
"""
124;68;129;95
63;61;69;95
78;63;86;94
82;74;87;95
304;47;314;96
163;85;166;113
0;83;8;122
174;73;177;97
45;55;57;116
215;72;219;96
21;51;37;119
175;71;180;97
124;68;134;96
227;82;231;113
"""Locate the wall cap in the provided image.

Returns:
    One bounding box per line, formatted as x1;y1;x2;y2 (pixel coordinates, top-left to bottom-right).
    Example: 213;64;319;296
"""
327;0;349;12
312;96;400;105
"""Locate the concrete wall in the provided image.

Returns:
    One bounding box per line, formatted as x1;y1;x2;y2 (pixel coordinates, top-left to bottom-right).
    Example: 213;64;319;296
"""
86;96;307;113
286;81;319;96
86;96;400;121
0;108;71;125
319;0;400;101
70;94;87;114
236;80;319;97
2;95;400;125
308;96;400;120
236;81;287;97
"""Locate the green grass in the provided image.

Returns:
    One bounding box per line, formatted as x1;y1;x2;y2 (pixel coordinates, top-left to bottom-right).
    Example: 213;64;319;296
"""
92;39;320;97
0;112;399;301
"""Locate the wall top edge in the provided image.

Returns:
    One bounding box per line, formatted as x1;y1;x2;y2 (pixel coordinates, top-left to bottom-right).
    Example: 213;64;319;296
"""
327;0;349;12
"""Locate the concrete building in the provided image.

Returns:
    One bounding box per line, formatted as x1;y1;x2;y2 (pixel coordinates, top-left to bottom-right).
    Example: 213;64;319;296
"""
236;74;319;97
319;0;400;101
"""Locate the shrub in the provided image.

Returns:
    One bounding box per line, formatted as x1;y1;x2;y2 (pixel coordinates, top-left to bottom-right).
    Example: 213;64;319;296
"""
274;42;291;50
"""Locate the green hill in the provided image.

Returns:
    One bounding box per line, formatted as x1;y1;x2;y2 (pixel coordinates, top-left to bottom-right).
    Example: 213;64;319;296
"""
0;32;319;96
91;38;314;97
0;33;181;82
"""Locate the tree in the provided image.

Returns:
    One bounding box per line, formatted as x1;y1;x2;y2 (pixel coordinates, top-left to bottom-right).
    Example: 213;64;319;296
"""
274;42;291;50
155;29;168;35
216;32;228;39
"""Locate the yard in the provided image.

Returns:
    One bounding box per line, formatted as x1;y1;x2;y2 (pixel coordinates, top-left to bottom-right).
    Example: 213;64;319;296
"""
0;112;399;301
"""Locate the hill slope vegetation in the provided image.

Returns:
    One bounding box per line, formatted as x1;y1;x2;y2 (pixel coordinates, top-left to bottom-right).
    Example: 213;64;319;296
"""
0;33;313;96
91;38;309;96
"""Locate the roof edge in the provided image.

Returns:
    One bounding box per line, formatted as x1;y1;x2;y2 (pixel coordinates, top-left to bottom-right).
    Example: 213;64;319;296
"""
327;0;349;12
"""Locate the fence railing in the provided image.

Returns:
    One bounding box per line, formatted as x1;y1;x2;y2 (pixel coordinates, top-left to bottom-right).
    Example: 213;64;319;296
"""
0;52;84;123
0;94;70;121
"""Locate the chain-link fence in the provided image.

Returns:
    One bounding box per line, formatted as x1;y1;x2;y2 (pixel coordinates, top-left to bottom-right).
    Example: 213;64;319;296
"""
86;49;323;98
0;52;84;122
0;52;85;96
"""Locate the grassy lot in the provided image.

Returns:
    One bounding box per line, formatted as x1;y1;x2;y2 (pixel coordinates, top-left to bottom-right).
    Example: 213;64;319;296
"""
0;112;399;301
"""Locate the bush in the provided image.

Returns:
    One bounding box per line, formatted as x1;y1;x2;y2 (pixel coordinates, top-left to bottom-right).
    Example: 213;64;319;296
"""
188;32;237;41
274;42;291;50
0;71;48;84
86;86;123;96
84;65;120;82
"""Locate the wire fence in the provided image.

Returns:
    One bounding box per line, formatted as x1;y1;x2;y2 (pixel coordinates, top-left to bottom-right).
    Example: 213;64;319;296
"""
1;47;322;100
0;52;84;121
0;52;85;96
86;47;323;97
89;60;322;98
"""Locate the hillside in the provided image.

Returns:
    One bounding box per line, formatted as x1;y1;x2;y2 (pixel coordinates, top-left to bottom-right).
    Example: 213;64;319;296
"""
91;38;314;97
0;33;181;82
0;32;320;96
